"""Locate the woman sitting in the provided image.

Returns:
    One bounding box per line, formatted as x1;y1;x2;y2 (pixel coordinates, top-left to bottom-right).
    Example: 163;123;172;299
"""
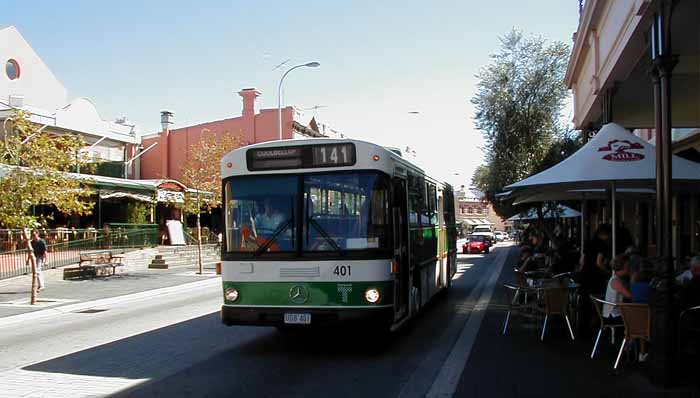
603;255;632;323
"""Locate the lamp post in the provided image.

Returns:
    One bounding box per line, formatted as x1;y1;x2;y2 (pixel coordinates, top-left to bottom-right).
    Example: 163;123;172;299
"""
277;62;320;140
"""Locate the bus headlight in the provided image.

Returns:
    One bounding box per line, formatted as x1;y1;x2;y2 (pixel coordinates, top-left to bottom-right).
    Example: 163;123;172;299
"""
225;288;240;302
364;288;381;304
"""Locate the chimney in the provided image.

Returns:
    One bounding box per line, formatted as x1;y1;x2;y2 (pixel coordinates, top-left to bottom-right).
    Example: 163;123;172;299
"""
239;88;261;118
160;110;174;131
160;110;173;178
238;88;260;142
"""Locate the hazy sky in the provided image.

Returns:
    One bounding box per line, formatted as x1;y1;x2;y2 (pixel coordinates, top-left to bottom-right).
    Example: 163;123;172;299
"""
3;0;579;186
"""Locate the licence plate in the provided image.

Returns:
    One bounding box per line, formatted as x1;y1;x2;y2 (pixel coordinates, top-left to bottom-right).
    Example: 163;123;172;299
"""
284;313;311;325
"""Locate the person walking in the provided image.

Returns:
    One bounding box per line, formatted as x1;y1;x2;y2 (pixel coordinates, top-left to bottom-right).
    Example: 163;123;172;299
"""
29;230;47;292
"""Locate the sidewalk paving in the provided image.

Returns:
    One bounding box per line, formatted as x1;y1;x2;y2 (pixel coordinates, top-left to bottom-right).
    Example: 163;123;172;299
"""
0;247;220;319
455;246;699;397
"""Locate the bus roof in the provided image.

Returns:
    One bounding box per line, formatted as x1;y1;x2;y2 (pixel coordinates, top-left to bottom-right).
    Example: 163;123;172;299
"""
220;138;450;189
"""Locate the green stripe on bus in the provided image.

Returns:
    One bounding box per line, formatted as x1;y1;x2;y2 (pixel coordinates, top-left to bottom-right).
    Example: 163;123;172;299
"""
222;281;394;307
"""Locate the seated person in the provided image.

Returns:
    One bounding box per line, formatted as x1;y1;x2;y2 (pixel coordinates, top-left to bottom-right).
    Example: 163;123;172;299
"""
603;255;632;323
255;200;285;237
517;245;538;273
630;258;654;303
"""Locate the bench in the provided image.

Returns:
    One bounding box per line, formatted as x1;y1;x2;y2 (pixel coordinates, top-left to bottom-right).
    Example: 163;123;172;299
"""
63;250;125;280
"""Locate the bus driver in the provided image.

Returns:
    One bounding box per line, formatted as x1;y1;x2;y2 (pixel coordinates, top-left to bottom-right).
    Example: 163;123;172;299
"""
255;199;285;237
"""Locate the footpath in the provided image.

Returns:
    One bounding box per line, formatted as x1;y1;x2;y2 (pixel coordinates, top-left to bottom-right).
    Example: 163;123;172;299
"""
0;246;221;325
454;246;699;397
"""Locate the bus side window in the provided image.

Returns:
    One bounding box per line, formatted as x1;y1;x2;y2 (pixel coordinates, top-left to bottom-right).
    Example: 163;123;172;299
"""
408;173;422;226
427;183;437;226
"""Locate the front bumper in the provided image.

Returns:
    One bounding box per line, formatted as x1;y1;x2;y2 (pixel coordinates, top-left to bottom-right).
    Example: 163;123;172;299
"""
221;305;394;327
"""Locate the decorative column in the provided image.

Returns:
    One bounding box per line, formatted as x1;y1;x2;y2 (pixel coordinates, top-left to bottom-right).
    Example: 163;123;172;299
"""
649;0;679;386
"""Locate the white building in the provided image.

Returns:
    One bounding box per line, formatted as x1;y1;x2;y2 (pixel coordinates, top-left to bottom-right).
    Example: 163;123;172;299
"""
0;25;141;178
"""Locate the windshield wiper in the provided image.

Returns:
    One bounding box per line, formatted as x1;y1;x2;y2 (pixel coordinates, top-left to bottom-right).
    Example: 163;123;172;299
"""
253;218;293;257
308;217;344;255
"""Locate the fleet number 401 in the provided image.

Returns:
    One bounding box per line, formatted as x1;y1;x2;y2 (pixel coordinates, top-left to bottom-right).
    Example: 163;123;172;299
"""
333;265;351;277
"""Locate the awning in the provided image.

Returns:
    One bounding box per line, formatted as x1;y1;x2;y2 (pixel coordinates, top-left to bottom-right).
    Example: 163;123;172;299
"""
99;190;155;203
1;164;188;203
462;218;492;226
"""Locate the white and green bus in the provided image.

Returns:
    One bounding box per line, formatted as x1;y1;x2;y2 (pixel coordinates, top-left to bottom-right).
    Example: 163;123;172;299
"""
220;139;457;330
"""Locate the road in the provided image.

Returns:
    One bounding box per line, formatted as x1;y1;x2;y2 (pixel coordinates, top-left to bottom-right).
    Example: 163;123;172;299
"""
0;242;513;398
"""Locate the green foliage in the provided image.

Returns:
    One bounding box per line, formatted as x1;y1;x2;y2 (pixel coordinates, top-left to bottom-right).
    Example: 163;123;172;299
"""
471;164;489;194
471;29;573;218
532;130;582;174
0;109;94;228
126;202;151;225
179;129;245;215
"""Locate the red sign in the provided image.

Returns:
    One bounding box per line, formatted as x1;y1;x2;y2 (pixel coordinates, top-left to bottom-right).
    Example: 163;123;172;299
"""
597;140;645;162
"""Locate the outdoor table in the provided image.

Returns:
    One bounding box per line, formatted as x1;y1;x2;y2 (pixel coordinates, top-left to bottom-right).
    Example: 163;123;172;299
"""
525;270;552;284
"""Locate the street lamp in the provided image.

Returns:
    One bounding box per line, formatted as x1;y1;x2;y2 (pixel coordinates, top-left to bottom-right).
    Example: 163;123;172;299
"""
277;61;320;140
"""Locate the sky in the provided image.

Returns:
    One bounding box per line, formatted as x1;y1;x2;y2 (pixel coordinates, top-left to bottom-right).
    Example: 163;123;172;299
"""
2;0;579;187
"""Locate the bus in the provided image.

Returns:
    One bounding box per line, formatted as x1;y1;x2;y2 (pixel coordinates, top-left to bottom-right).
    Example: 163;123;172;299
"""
220;139;457;331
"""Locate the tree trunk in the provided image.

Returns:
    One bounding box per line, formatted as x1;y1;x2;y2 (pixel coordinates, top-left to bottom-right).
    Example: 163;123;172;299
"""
196;194;203;275
22;229;38;305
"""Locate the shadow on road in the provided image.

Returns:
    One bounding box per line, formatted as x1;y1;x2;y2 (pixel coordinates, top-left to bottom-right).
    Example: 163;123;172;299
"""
20;250;498;398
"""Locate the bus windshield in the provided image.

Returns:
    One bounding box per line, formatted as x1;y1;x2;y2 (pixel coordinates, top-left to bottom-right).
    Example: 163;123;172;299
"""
224;175;297;253
223;171;390;254
304;172;389;252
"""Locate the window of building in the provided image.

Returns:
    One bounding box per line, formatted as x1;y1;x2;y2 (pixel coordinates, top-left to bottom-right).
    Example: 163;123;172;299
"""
5;59;20;80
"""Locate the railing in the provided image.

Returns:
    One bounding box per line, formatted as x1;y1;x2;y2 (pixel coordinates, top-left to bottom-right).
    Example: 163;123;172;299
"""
0;228;159;280
183;226;220;245
1;228;102;253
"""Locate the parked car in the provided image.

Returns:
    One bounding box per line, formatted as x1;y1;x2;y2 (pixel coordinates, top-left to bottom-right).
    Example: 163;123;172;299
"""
471;225;494;241
462;234;491;254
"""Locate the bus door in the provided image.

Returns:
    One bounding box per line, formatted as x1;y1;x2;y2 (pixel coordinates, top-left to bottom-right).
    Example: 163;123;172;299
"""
392;177;410;321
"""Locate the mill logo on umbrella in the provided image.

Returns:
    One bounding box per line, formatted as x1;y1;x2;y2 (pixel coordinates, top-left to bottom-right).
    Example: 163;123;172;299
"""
597;140;645;162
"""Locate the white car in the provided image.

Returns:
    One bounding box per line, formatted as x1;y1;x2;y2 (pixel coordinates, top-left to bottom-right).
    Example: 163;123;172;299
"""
493;231;505;241
471;226;494;241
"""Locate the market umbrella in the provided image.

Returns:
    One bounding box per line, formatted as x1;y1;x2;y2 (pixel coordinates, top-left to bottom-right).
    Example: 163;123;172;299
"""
504;123;700;255
507;205;581;221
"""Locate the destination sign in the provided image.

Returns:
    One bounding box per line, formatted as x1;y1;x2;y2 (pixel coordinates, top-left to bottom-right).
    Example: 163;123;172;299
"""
247;143;356;171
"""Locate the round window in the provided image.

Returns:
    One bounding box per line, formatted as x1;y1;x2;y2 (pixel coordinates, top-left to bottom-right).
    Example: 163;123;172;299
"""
6;59;20;80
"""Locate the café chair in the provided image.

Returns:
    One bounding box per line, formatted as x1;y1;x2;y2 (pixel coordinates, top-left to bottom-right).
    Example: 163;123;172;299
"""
535;287;575;341
589;295;625;359
514;269;533;303
614;303;650;370
501;283;536;335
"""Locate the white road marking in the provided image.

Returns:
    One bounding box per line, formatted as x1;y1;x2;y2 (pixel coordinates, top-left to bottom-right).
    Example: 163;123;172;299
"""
425;246;509;398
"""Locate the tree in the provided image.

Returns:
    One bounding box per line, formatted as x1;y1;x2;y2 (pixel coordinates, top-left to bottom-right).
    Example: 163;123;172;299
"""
471;29;571;217
0;109;94;304
179;129;245;274
470;164;489;194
